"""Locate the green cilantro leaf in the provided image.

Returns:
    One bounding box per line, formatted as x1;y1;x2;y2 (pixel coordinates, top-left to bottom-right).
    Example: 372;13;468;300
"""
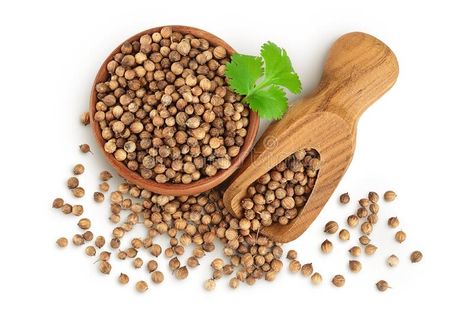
245;85;288;120
260;42;302;94
225;54;263;95
224;42;301;120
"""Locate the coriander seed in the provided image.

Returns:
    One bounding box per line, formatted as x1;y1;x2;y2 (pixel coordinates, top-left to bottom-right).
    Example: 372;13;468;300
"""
357;207;368;218
387;254;399;267
77;218;91;230
369;203;379;214
85;246;96;256
286;249;297;260
135;280;148;293
133;257;144;269
310;272;322;285
340;193;350;204
359;235;371;245
118;273;129;285
151;271;164;284
56;237;68;248
349;260;362;273
80;112;90;125
339;229;350;241
361;222;373;235
99;251;111;261
376;280;391;292
73;164;85;175
52;198;64;209
365;244;378;255
95;236;105;248
332;275;345;287
388;217;399;228
72;234;84;246
229;277;239;289
99;182;109;192
187;256;200;268
99;171;113;181
99;261;112;274
301;263;313;277
93;192;104;203
79;144;91;154
82;231;94;242
347;215;359;227
359;198;370;207
72;187;85;198
384;190;397;201
410;251;423;263
67;177;79;189
289;260;301;273
71;205;83;216
324;221;339;234
204;279;216;291
367;213;378;224
175;266;189;280
169;257;180;271
211;258;224;271
368;191;379;203
349;246;361;257
321;239;333;253
395;230;406;243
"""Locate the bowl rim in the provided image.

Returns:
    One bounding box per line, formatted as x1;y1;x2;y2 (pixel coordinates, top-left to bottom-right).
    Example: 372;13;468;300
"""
89;25;259;196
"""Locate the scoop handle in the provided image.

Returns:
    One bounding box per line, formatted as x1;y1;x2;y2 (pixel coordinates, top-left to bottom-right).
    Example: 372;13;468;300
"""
314;32;399;127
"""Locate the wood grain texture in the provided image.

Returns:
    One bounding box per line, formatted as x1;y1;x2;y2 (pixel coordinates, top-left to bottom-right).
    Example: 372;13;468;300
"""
89;25;259;196
223;32;399;243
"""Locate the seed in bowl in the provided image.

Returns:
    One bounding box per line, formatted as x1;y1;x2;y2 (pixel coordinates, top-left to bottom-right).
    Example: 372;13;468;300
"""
93;27;250;184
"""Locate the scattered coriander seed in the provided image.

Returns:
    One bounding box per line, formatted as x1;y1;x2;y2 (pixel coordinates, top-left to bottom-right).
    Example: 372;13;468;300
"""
62;203;72;214
410;251;423;263
147;260;158;273
395;230;406;243
117;251;127;260
376;280;391;292
82;231;94;242
321;239;333;253
135;280;148;293
72;234;84;246
56;237;68;248
79;144;91;154
164;247;174;258
369;203;379;214
151;271;164;284
359;198;370;207
175;266;189;280
99;251;111;261
93;192;104;203
99;182;110;192
289;260;302;273
99;171;113;181
204;279;216;291
384;190;397;201
77;218;91;230
359;235;371;245
149;244;162;257
95;236;105;248
332;275;345;287
367;213;378;224
110;238;121;249
126;247;137;258
347;215;359;227
286;249;297;260
339;229;350;241
174;245;185;256
365;244;378;255
211;258;224;270
357;207;368;218
169;257;180;272
387;255;399;267
85;246;96;256
187;256;200;268
301;263;313;277
72;187;85;198
229;277;239;289
310;272;323;285
52;198;64;209
349;260;362;273
118;273;129;285
133;258;144;269
388;217;400;228
361;222;373;235
73;164;85;175
80;112;90;125
349;246;361;257
223;265;233;275
368;191;379;203
324;221;339;234
67;177;79;189
340;193;350;204
99;261;112;274
71;205;83;216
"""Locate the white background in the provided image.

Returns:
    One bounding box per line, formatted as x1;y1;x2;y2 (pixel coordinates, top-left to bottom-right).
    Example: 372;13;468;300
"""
0;0;472;314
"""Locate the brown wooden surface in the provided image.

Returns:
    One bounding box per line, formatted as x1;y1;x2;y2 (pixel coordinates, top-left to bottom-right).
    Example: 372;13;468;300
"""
89;25;259;196
223;32;399;243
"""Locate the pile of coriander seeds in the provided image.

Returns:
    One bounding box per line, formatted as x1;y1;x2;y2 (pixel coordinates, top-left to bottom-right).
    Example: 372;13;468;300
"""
240;148;319;226
93;26;250;184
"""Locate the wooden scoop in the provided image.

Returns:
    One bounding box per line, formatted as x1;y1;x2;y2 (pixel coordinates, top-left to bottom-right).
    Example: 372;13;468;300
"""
223;32;399;243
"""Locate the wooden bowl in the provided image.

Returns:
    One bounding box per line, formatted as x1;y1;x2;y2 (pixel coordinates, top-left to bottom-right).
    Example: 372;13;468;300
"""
90;25;259;196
